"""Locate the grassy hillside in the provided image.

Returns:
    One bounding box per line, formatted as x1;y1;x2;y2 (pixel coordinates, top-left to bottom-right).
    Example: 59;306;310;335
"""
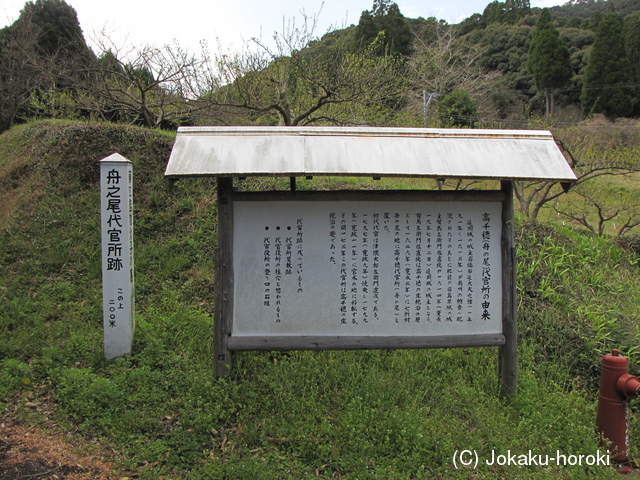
1;120;640;479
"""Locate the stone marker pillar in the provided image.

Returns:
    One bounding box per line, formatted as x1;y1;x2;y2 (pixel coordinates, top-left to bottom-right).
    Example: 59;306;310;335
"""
100;153;135;360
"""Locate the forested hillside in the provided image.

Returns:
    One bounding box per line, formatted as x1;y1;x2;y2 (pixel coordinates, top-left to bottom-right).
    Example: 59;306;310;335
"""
1;0;640;131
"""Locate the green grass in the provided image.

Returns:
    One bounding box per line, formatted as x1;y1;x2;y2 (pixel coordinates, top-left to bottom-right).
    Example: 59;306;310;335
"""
1;120;639;479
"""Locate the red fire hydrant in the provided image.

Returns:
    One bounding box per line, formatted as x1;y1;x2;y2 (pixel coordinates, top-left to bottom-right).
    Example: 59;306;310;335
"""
596;349;640;473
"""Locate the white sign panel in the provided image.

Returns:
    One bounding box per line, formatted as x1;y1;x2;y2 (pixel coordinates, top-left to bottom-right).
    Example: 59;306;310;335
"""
232;200;502;337
100;154;135;359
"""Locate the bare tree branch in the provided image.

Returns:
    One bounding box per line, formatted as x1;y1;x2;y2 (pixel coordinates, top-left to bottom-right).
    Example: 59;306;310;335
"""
514;130;640;220
76;34;214;128
407;21;499;123
205;13;408;126
554;185;640;236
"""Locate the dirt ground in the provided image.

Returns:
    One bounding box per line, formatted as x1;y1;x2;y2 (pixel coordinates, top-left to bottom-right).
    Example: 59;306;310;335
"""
0;418;117;480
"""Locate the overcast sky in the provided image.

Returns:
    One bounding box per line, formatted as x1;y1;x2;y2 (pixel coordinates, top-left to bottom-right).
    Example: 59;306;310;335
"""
1;0;567;54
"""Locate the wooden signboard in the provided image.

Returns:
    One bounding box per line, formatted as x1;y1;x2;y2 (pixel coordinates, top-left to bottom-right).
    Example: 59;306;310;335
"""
215;181;517;397
164;125;578;398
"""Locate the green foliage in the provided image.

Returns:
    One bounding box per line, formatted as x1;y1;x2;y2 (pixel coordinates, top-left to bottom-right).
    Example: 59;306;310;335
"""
516;220;640;387
483;0;532;25
549;0;640;23
474;22;536;114
624;13;640;115
16;0;89;57
25;88;83;121
0;358;34;398
581;10;637;119
215;29;409;127
354;0;413;57
435;88;478;127
528;9;572;115
0;0;94;132
4;1;640;131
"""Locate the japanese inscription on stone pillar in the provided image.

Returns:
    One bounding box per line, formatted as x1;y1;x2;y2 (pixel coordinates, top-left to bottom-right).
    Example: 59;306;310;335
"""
233;199;501;337
100;154;135;359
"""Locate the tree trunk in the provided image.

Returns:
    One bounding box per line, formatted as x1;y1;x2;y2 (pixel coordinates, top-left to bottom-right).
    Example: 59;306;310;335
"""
545;89;554;118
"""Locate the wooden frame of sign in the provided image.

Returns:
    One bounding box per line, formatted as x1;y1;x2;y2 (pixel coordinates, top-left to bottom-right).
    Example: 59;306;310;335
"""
166;125;577;399
214;178;517;398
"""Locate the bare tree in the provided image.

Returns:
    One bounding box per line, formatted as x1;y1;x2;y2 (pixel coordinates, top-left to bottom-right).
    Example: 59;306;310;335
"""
554;184;640;236
514;130;640;221
515;142;640;220
205;15;408;126
407;21;499;123
77;35;213;128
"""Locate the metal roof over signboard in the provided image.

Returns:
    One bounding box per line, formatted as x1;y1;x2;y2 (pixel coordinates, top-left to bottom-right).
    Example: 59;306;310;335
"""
165;126;576;183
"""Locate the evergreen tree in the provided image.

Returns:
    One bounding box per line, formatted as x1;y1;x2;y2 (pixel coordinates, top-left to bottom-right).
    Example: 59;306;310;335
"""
354;0;413;56
354;10;379;50
625;14;640;115
483;1;506;25
527;9;572;116
581;9;636;119
587;11;603;31
505;0;532;24
16;0;88;57
483;0;531;25
0;0;93;129
382;4;413;56
436;88;478;127
372;0;392;16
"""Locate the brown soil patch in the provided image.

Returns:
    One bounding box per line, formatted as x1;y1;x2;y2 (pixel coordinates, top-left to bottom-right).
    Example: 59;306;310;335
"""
0;419;115;480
